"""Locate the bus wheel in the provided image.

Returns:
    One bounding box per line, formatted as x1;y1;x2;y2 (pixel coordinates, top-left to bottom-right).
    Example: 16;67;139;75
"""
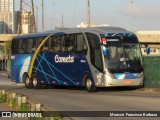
24;74;32;89
31;74;40;89
85;76;97;92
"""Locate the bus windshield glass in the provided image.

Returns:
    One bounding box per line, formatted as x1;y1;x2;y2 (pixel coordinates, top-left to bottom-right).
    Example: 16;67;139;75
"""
103;37;143;72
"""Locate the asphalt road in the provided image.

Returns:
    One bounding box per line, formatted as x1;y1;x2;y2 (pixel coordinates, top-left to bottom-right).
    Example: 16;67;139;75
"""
0;71;160;120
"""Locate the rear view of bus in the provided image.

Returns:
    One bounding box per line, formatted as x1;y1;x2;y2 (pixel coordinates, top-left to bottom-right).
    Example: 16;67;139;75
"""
99;28;143;88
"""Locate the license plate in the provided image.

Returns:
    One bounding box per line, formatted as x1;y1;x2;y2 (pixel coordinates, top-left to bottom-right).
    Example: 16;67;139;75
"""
124;80;131;85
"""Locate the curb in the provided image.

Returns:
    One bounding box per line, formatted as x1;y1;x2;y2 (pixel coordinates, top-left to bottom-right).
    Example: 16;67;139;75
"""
134;87;160;92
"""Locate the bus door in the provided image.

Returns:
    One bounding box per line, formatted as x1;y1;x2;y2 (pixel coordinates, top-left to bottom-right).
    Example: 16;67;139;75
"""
74;33;90;86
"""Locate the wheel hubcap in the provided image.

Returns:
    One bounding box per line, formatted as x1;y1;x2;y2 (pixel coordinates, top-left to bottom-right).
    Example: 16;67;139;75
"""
33;78;38;87
86;78;92;90
25;77;30;86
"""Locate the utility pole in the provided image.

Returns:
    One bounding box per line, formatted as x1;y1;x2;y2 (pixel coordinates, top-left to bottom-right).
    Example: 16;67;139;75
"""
31;0;36;33
62;14;64;28
74;0;76;28
17;0;22;35
42;0;45;32
131;0;134;32
87;0;90;27
36;4;41;32
60;13;66;28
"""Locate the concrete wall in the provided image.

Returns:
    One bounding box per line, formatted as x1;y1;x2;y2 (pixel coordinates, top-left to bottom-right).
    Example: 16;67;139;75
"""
0;34;17;46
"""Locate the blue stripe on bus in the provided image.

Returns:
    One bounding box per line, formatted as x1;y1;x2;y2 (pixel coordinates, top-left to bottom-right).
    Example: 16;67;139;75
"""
33;67;64;85
33;53;78;86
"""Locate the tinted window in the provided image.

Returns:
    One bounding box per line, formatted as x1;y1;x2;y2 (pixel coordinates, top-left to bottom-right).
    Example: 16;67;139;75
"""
12;39;18;54
85;33;103;72
12;33;88;55
76;34;87;54
59;33;87;54
31;38;37;53
49;36;61;52
61;34;75;52
12;37;44;54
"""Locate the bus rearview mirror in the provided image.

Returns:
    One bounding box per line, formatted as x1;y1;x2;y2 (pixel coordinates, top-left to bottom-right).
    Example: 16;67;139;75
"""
103;46;108;56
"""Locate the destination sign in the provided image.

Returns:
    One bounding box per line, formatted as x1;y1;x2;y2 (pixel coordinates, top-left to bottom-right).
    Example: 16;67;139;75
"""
107;39;120;42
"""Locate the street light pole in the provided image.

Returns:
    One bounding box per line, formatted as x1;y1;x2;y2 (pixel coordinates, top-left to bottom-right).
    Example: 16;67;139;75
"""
36;3;41;32
42;0;44;32
74;0;76;28
131;0;134;32
52;3;55;29
62;14;64;28
51;16;53;29
87;0;90;27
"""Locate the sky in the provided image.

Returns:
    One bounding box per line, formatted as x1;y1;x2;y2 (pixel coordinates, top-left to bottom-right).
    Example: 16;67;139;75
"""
15;0;160;32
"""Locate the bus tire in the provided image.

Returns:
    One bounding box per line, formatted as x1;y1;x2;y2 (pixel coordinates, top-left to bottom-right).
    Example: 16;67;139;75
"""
85;75;97;92
23;74;32;89
31;74;40;89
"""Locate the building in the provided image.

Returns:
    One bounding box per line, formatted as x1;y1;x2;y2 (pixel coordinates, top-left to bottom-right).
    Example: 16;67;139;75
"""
77;22;96;28
20;10;32;34
15;10;32;34
0;0;15;34
0;34;17;60
77;22;109;28
136;31;160;56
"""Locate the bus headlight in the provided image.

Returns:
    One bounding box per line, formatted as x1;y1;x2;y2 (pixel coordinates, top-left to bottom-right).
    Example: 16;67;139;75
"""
138;72;143;78
104;70;115;79
106;73;115;79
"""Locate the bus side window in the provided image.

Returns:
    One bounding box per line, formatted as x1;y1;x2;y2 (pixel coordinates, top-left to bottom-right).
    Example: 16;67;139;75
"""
12;39;18;54
76;34;88;54
31;38;37;53
37;37;46;53
42;40;49;52
50;35;61;52
61;34;75;52
67;34;75;52
19;39;26;54
85;33;103;72
61;35;67;52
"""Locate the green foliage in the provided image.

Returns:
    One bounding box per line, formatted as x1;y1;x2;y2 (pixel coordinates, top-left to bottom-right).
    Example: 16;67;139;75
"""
0;95;7;103
0;94;61;120
19;103;29;111
4;40;12;58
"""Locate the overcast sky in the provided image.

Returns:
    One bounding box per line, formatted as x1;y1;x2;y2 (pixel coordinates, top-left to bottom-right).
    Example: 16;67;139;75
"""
15;0;160;32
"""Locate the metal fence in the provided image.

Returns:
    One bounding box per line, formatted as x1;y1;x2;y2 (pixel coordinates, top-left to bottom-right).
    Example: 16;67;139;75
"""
144;56;160;88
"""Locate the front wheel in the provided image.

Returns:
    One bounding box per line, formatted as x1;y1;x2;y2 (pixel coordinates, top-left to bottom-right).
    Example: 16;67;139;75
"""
85;76;97;92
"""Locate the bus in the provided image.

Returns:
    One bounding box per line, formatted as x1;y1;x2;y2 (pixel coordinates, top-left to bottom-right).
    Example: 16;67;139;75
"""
11;27;144;92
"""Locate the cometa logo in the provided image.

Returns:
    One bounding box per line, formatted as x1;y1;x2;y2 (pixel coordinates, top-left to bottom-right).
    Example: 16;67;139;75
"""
55;55;74;63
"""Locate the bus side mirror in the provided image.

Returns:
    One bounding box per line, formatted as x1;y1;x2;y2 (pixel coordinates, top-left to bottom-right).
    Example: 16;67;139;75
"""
103;46;108;56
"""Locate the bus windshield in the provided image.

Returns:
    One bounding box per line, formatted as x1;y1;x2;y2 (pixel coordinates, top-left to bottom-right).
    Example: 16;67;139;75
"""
104;38;143;72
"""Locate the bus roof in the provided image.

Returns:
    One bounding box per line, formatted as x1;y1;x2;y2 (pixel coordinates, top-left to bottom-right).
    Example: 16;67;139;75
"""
13;26;133;39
